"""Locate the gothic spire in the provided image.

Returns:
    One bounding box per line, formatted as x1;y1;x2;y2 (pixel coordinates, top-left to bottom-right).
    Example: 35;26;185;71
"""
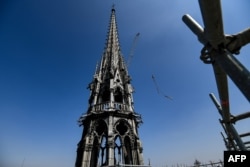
75;7;144;166
86;7;137;114
97;6;128;80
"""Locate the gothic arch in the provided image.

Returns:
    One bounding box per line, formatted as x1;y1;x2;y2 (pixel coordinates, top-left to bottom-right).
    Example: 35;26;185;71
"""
114;135;122;164
114;119;131;136
114;86;123;103
98;135;107;166
100;86;110;102
91;120;108;166
94;119;108;136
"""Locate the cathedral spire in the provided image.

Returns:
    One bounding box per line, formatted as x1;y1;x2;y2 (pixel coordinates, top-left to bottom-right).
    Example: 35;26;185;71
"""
75;7;144;167
97;6;128;80
88;7;133;112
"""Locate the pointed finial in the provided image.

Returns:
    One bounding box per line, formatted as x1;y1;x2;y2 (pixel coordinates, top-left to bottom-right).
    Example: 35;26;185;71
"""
112;4;115;12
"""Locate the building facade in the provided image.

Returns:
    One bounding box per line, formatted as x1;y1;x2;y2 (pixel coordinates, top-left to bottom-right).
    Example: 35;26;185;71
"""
75;7;144;167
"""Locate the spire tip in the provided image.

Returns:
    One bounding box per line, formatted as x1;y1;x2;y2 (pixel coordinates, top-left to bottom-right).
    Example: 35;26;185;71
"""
112;4;115;12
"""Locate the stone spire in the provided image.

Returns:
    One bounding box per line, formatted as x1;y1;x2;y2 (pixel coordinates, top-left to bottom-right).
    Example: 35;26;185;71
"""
87;6;133;113
75;7;144;167
100;6;124;73
97;6;128;80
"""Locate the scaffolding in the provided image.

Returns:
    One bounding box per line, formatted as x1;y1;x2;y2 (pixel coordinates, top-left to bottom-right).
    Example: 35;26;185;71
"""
183;0;250;151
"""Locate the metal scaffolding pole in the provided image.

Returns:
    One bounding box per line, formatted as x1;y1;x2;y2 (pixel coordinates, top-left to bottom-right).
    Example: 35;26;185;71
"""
182;0;250;151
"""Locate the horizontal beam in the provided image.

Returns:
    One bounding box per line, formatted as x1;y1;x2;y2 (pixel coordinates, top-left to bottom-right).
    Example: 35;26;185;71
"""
239;132;250;138
231;112;250;123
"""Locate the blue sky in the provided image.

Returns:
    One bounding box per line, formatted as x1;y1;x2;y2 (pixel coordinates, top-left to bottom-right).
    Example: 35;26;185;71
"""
1;0;250;167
